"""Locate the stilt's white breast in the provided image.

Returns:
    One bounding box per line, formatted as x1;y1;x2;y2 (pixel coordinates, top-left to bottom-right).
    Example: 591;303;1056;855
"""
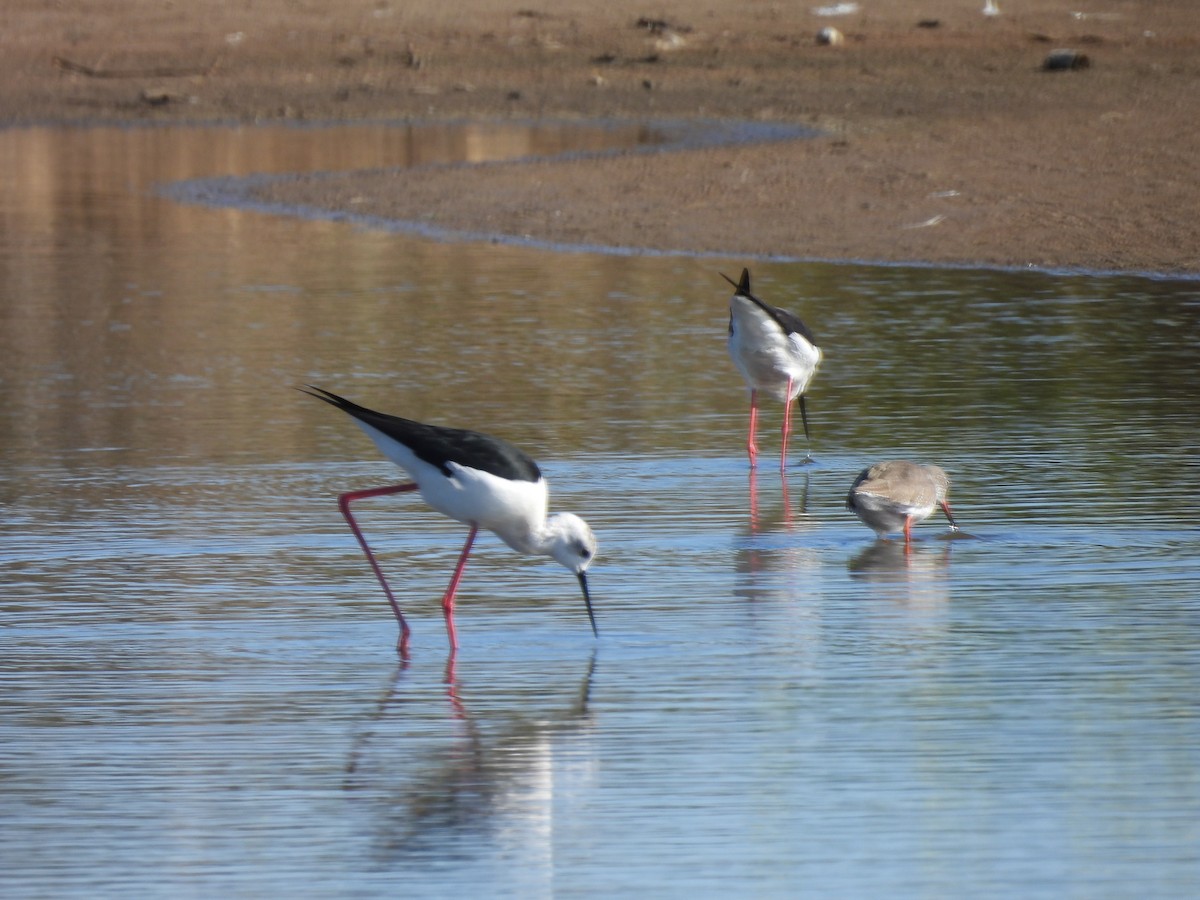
353;418;548;541
728;296;821;402
428;463;549;549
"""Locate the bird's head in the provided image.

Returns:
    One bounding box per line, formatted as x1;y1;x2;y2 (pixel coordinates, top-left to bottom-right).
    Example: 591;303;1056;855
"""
547;513;597;574
547;513;599;637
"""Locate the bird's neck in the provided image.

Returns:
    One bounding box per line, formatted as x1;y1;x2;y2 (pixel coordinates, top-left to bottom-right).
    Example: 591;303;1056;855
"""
493;521;554;558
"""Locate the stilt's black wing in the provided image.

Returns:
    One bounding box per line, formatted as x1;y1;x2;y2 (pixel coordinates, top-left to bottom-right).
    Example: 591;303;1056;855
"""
721;267;818;346
302;386;542;482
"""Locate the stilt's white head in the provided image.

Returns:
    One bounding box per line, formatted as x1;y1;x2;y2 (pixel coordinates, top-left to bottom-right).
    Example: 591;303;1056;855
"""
546;513;597;573
545;513;599;636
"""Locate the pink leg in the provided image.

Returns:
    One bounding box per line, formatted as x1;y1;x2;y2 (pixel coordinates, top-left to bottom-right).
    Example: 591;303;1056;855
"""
903;515;914;545
780;472;793;529
441;525;478;651
445;653;468;720
780;377;794;472
338;483;418;656
748;469;759;532
747;389;760;469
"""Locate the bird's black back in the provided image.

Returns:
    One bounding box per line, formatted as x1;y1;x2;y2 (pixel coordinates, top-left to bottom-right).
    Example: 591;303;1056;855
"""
722;267;818;346
302;386;542;483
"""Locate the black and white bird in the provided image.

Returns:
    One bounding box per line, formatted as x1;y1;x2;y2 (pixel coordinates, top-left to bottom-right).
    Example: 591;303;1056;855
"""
724;268;822;470
303;387;597;655
846;460;958;543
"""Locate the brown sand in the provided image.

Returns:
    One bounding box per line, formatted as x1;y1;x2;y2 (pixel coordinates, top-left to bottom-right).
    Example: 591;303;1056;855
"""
5;0;1199;274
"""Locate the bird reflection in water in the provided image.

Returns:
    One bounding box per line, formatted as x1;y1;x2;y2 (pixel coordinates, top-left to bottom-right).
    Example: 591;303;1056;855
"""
343;652;598;868
847;539;956;609
736;470;822;617
747;469;812;535
848;539;953;575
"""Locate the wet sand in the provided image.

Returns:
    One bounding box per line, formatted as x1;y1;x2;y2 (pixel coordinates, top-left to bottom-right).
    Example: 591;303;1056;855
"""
5;0;1198;274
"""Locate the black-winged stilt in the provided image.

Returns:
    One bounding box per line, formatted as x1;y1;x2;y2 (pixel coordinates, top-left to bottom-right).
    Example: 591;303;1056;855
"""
724;268;822;470
303;387;598;655
846;460;958;543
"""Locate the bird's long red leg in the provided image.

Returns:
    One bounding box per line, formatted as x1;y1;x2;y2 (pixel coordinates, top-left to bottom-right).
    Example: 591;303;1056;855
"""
444;654;467;720
747;389;760;469
441;525;478;651
748;469;759;532
903;515;914;546
780;378;794;472
338;483;418;656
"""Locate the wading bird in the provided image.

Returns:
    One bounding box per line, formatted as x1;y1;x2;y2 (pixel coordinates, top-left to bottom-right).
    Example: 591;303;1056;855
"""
846;460;958;543
303;387;597;654
724;268;822;470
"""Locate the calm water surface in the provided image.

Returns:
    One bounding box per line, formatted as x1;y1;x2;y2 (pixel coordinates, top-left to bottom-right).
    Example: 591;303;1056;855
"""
1;124;1199;898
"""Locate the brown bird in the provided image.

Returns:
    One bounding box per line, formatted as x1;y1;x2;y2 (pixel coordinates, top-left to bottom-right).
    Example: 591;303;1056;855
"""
846;460;958;543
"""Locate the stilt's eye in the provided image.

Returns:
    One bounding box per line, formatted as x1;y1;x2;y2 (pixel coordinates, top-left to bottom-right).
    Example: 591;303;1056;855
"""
576;543;592;560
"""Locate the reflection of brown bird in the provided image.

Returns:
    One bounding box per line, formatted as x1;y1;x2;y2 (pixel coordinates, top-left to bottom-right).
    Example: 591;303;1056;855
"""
847;460;957;543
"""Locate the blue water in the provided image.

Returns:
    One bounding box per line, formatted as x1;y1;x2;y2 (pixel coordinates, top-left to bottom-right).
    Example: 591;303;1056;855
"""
1;124;1199;898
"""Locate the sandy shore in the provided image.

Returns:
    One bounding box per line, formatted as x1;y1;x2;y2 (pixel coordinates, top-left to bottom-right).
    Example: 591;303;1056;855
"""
5;0;1198;274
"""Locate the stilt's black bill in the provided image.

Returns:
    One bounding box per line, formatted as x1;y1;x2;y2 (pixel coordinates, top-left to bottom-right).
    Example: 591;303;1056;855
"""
578;572;598;637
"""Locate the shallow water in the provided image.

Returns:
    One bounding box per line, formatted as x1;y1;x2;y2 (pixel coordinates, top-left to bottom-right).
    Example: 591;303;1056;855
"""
2;123;1199;897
